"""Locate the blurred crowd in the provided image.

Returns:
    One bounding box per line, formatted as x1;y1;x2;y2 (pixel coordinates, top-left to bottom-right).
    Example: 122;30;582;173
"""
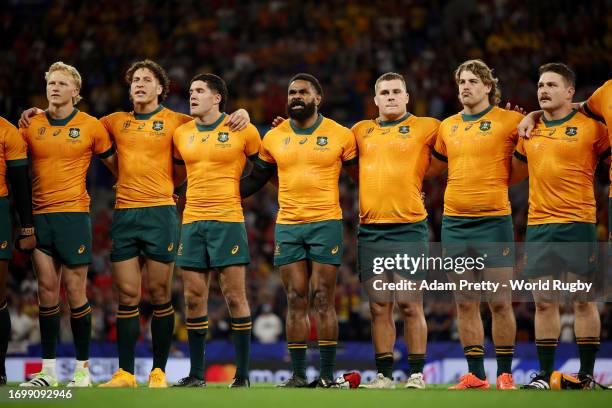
2;0;611;352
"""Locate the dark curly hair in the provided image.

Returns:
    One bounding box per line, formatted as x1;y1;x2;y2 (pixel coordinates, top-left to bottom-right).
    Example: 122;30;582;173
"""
124;59;170;102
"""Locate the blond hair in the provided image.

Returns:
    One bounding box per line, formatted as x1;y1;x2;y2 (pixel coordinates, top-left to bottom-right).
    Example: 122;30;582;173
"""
45;62;82;104
454;59;501;105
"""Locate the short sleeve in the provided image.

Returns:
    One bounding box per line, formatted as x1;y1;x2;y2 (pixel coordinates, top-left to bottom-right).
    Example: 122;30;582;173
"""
256;132;277;168
244;125;261;158
92;120;114;158
425;118;440;148
514;138;527;162
4;122;28;166
432;126;448;162
594;122;611;159
585;83;605;120
341;128;358;165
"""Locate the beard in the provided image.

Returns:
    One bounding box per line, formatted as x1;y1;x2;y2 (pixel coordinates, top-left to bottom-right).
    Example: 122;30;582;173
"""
286;100;317;121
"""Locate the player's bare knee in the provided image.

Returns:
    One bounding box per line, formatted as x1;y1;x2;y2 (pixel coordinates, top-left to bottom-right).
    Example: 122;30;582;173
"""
286;290;308;312
38;278;59;302
573;301;595;317
488;301;513;316
312;288;332;314
224;291;247;312
116;282;140;304
147;281;170;304
456;301;479;316
369;302;390;318
184;293;203;313
535;301;556;315
397;302;422;319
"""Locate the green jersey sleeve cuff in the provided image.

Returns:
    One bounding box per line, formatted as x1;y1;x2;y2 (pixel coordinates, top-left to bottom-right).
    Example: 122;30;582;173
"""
514;150;527;163
248;153;259;162
6;158;29;167
98;145;116;159
432;149;447;162
342;157;358;166
599;147;611;161
173;157;185;165
254;156;276;169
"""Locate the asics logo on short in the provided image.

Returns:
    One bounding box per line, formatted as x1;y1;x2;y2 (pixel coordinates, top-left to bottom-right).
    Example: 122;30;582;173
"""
231;245;239;255
331;245;339;255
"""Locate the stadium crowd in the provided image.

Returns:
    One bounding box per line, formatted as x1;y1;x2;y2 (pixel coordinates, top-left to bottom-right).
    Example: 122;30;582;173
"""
1;0;611;355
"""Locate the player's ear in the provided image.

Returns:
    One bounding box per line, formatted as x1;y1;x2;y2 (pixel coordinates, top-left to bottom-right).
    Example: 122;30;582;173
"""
315;94;322;108
373;96;379;107
567;85;575;100
214;93;222;106
156;84;163;96
406;91;410;106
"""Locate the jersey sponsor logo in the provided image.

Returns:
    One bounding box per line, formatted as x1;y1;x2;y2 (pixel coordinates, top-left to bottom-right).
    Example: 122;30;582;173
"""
122;120;131;130
479;121;491;131
399;125;410;134
188;134;195;144
464;123;474;131
331;245;339;255
152;120;164;131
316;136;328;146
283;137;291;146
177;243;183;256
201;134;210;142
231;245;240;255
451;124;459;134
217;132;229;143
299;136;308;144
77;245;86;255
137;122;146;130
364;127;374;138
565;126;577;136
53;129;61;137
38;127;46;136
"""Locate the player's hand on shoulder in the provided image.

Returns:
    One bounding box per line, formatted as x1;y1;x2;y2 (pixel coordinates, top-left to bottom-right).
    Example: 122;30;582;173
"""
227;109;250;132
19;107;44;128
272;116;285;128
504;101;526;115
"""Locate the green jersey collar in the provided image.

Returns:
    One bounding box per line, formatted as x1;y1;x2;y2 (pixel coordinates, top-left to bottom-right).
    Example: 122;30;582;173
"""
542;109;578;128
461;104;493;122
379;112;411;127
45;108;78;126
134;104;164;120
289;114;323;135
196;113;226;132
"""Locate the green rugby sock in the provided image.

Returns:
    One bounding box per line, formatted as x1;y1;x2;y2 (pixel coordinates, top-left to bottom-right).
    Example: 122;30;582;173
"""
70;302;92;361
151;302;175;371
231;317;252;380
408;353;426;375
576;337;600;376
39;304;61;359
117;304;140;374
375;352;393;378
186;316;208;380
464;345;486;380
287;342;307;379
319;340;337;380
535;338;558;377
495;345;514;376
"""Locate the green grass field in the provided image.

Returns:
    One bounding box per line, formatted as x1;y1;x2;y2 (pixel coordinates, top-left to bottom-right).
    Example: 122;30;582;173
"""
1;384;611;408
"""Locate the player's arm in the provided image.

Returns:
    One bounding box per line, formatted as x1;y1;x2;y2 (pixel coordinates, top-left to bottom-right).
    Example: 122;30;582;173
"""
425;155;448;179
343;164;358;184
18;107;44;128
240;160;276;198
7;162;36;251
100;151;118;178
518;102;586;138
510;153;529;185
173;161;187;187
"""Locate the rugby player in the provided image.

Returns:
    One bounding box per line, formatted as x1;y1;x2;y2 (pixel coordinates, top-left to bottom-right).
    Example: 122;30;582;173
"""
19;62;117;387
352;73;439;389
0;116;36;385
240;74;358;387
511;63;608;389
172;74;260;388
428;60;522;390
